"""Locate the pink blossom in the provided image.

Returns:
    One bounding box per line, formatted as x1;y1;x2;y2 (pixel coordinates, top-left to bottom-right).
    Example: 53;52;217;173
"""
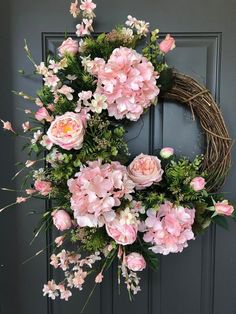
47;112;86;150
76;20;92;37
127;154;163;189
43;280;58;300
68;160;135;227
160;147;174;158
70;0;80;18
92;47;159;121
25;188;36;195
34;180;52;196
159;34;176;54
190;177;206;191
35;107;53;122
125;253;146;271
40;135;53;150
72;269;87;288
80;0;96;14
58;37;79;56
143;202;195;255
58;285;72;301
215;200;234;216
16;197;28;203
1;120;15;133
55;235;65;247
95;272;103;283
125;15;138;28
22;121;30;132
57;85;74;101
43;74;60;89
35;98;44;107
106;211;138;245
52;209;72;231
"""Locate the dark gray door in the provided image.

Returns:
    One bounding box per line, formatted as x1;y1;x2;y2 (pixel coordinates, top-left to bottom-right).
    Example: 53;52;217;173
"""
1;1;236;314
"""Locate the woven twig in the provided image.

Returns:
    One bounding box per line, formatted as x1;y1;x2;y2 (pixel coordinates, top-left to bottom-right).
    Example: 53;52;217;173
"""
162;72;233;191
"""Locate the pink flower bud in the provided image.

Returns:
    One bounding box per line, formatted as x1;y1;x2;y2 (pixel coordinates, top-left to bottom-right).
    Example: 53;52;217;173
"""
215;200;234;216
160;147;174;158
159;34;175;54
52;210;72;231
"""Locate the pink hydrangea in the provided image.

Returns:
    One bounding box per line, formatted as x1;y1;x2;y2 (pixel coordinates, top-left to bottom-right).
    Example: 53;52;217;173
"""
89;47;159;121
67;160;135;227
143;201;195;255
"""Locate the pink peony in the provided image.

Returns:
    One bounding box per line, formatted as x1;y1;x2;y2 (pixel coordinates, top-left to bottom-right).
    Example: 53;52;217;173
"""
190;177;206;191
58;37;79;56
143;201;195;255
47;112;86;150
127;154;163;189
35;107;53;122
125;253;146;271
159;34;176;54
68;160;135;227
34;180;52;196
52;209;72;231
106;213;138;245
215;200;234;216
90;47;159;121
160;147;174;158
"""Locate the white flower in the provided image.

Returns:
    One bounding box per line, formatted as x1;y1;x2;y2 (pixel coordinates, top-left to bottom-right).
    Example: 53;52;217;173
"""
90;93;107;113
31;130;43;144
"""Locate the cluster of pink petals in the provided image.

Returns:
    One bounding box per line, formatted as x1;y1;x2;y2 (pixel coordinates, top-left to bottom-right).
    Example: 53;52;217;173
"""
89;47;159;121
67;160;135;227
34;180;52;196
143;201;195;255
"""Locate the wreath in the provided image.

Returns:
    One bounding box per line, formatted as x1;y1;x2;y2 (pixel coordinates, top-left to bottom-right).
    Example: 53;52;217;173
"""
1;0;234;310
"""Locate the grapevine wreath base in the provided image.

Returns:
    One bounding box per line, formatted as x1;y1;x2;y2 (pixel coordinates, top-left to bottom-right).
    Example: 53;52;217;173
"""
0;0;234;311
162;71;233;191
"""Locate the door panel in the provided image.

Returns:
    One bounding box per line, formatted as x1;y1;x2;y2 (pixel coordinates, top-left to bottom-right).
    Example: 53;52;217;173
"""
1;1;236;313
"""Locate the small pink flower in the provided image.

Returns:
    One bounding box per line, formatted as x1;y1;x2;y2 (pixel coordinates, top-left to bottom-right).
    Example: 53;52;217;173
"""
215;200;234;216
35;98;44;107
44;74;60;89
16;197;28;203
47;112;86;150
125;253;146;271
22;121;30;132
80;0;96;13
1;120;15;133
70;0;80;18
40;135;53;150
160;147;174;158
128;154;163;189
95;272;103;283
190;177;206;191
58;37;79;56
159;34;176;54
52;210;72;231
76;22;91;36
47;104;55;112
34;180;52;196
25;188;36;195
35;107;52;122
57;85;74;101
55;235;65;247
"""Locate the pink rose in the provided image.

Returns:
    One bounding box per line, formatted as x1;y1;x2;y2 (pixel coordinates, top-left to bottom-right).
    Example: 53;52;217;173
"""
35;107;52;122
52;209;72;231
47;112;86;150
58;37;79;56
190;177;206;191
34;180;52;196
106;217;138;245
215;200;234;216
160;147;174;158
159;34;175;54
127;154;163;189
125;253;146;271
